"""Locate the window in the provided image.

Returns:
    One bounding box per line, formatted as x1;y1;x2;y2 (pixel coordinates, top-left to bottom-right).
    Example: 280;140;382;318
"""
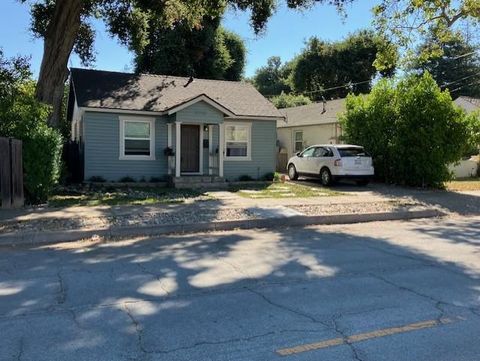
337;147;369;157
314;147;334;157
119;117;155;160
294;131;303;152
225;123;251;160
301;147;315;157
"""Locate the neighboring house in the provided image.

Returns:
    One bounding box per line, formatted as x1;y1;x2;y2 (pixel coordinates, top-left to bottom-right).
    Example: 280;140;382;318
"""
67;68;284;184
454;96;480;113
277;99;345;162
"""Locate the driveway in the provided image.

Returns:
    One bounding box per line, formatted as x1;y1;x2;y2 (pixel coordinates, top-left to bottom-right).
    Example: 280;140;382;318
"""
1;217;480;360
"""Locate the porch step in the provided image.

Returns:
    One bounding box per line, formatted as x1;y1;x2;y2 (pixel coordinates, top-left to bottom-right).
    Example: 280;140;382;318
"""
169;176;228;189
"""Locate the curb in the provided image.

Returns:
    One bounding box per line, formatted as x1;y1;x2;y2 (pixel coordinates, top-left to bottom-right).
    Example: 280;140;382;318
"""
0;209;443;247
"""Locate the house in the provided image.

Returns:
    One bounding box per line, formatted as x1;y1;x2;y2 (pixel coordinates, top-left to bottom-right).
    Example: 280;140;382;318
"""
67;68;284;185
454;96;480;114
276;99;345;161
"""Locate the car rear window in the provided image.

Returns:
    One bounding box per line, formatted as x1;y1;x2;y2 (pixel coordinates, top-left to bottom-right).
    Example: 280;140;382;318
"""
338;147;369;157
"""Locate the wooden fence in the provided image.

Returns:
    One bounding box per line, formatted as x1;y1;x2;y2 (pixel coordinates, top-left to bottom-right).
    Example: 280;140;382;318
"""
276;153;288;173
0;137;24;208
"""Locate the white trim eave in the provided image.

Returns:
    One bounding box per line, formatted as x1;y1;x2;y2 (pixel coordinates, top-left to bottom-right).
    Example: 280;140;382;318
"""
225;115;285;121
81;106;166;116
167;95;235;117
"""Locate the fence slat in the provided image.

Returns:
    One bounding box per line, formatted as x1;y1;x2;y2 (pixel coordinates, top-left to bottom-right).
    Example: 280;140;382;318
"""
0;137;12;208
10;139;24;207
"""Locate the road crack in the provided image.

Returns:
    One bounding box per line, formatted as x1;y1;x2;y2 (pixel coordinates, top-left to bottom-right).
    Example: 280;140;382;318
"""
56;270;66;305
332;315;365;361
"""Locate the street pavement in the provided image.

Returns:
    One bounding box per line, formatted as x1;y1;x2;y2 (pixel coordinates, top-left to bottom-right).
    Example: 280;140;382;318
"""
1;216;480;360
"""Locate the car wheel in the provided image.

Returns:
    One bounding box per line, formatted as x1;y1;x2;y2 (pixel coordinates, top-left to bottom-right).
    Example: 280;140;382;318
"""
288;164;298;180
320;167;332;186
356;180;369;186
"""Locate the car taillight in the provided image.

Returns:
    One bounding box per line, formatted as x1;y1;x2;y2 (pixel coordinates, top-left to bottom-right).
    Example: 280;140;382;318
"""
334;159;342;167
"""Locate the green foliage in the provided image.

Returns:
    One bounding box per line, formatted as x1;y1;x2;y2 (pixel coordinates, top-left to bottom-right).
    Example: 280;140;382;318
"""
238;175;254;181
252;56;293;96
462;111;480;158
0;51;63;203
292;31;396;100
411;35;480;99
373;0;480;68
341;72;471;188
119;176;136;183
88;176;106;183
135;17;246;80
271;92;312;109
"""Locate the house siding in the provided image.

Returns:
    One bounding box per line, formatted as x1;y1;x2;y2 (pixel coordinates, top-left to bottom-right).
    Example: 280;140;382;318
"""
174;101;224;124
224;120;277;181
84;111;169;181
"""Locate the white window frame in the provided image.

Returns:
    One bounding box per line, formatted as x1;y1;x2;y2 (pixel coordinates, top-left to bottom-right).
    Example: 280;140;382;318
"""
294;130;303;153
119;116;156;160
224;122;252;161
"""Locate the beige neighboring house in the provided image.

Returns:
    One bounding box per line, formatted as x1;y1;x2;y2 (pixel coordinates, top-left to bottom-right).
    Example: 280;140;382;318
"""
276;99;345;164
454;96;480;113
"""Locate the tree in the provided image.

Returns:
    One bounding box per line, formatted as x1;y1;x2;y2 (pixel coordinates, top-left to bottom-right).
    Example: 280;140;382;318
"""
270;92;312;109
251;56;294;96
340;72;471;187
135;17;246;80
0;50;62;203
412;35;480;99
23;0;352;127
291;30;395;100
373;0;480;68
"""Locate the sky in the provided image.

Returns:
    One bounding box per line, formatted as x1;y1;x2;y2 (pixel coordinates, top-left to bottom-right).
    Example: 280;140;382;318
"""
0;0;376;79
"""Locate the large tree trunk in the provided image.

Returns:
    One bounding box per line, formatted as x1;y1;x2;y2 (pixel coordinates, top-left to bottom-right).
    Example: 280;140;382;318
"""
35;0;83;128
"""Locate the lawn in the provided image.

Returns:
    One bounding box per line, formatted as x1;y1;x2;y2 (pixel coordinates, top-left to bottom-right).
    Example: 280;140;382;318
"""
48;185;209;207
229;181;341;199
446;178;480;191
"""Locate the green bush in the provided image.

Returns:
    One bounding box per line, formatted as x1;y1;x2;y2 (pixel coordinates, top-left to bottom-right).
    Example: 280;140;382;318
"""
88;176;106;183
262;172;275;181
0;64;63;203
271;92;312;109
341;72;470;188
238;175;254;181
119;176;136;183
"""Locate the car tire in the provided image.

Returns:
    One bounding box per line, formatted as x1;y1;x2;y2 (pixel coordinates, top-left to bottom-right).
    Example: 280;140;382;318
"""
288;164;298;180
320;167;333;186
356;180;369;186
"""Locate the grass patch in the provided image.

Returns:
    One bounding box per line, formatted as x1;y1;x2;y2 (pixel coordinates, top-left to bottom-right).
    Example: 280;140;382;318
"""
48;185;209;207
229;182;341;199
446;177;480;191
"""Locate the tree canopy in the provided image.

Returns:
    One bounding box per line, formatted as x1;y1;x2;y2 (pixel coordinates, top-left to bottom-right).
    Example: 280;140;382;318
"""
251;56;294;96
270;92;312;109
411;35;480;99
134;17;246;80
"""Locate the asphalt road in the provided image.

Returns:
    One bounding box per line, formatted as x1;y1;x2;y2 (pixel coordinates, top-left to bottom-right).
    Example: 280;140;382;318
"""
1;216;480;361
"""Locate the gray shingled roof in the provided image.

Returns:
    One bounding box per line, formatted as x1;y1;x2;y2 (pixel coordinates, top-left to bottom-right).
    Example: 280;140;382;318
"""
277;98;346;128
70;68;283;118
454;96;480;114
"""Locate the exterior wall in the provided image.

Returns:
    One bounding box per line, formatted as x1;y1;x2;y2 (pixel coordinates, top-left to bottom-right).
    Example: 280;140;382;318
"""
277;123;342;159
449;158;478;178
84;112;169;181
224;120;277;181
174;101;224;124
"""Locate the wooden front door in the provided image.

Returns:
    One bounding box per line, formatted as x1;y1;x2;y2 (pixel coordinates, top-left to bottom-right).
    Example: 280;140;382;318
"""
181;125;200;173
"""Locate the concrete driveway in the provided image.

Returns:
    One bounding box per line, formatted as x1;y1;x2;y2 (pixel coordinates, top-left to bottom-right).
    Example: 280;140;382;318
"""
1;217;480;361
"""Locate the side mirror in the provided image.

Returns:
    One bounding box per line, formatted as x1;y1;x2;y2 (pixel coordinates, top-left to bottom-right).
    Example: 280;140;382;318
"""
296;152;302;157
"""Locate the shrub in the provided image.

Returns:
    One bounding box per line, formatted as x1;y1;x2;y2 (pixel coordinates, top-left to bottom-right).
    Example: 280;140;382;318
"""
341;72;470;188
89;176;106;183
119;176;136;183
238;175;254;181
0;56;63;203
262;172;275;181
150;176;166;183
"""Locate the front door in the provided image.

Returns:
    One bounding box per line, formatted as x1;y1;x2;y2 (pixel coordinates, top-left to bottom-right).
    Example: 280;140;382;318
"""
181;124;200;173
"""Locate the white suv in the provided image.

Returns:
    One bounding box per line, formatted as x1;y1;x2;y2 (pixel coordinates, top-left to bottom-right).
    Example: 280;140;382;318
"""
287;144;374;186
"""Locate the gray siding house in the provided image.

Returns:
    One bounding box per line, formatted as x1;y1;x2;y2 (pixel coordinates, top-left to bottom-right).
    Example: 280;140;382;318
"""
67;68;284;184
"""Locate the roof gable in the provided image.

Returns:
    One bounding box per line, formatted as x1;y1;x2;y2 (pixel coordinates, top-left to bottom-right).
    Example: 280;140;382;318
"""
278;99;346;128
70;68;283;118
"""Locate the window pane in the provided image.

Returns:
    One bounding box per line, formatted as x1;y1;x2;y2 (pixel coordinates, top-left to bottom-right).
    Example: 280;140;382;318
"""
125;121;150;138
338;147;368;157
295;141;303;152
125;139;150;156
226;126;247;142
295;132;303;141
226;142;247;157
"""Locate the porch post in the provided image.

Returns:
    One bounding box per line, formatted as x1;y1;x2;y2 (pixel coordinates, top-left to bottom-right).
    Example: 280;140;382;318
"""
175;121;181;177
167;123;172;175
219;123;224;177
208;125;213;175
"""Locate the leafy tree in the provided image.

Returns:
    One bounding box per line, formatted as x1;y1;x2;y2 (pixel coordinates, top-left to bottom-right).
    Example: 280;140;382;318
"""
0;50;62;203
22;0;352;127
292;30;395;100
412;35;480;99
271;92;312;109
341;72;471;188
251;56;294;96
374;0;480;68
135;17;245;80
